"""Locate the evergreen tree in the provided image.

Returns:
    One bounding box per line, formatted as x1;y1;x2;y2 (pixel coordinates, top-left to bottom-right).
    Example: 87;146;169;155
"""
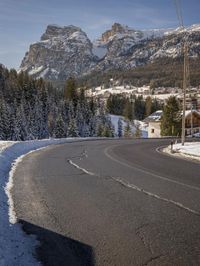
124;121;132;138
96;124;103;137
68;119;79;137
102;126;111;137
64;77;77;105
13;104;28;141
118;118;123;138
160;96;181;136
0;99;10;140
123;101;134;121
54;115;66;138
0;65;112;141
134;96;146;120
133;122;142;138
107;95;127;115
145;96;152;117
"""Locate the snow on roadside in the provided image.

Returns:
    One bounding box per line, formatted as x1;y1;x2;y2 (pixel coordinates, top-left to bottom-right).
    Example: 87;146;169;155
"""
0;141;14;152
0;138;93;266
109;114;148;138
164;142;200;162
173;142;200;158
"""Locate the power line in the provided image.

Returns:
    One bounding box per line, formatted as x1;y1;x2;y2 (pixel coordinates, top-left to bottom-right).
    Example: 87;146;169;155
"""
174;0;184;28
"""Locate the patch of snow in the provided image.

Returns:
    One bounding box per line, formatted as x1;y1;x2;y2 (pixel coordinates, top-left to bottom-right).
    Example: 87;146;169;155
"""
28;66;44;75
164;142;200;162
109;114;147;138
142;28;173;39
146;110;163;122
69;31;88;43
173;142;200;158
184;110;200;118
151;93;180;101
38;67;49;78
164;24;200;36
87;85;180;102
0;141;14;152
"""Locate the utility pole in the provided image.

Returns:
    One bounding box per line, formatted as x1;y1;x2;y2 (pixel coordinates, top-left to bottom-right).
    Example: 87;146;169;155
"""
174;0;189;146
191;104;193;137
181;42;189;145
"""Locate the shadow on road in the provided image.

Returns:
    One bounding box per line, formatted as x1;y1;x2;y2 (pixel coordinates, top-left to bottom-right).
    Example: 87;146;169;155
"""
19;220;95;266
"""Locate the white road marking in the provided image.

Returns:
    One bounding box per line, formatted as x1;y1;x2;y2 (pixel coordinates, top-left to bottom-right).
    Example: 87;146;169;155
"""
68;159;200;216
68;159;95;176
104;145;200;192
112;177;200;216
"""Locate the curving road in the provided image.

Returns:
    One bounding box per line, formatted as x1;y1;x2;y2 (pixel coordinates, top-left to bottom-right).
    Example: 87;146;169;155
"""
12;139;200;265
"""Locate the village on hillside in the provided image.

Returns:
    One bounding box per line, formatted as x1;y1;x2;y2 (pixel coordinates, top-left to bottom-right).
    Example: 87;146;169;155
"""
85;80;200;138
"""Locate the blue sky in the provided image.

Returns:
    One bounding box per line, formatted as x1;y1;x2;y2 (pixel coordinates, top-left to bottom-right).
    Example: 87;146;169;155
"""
0;0;199;69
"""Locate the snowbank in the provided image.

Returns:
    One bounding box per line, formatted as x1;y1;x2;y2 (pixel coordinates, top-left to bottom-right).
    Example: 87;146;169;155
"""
173;142;200;159
164;142;200;161
0;138;95;266
0;141;14;152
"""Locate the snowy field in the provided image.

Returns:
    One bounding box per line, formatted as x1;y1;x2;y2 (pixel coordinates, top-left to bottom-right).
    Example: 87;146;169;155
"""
0;138;99;266
109;114;148;138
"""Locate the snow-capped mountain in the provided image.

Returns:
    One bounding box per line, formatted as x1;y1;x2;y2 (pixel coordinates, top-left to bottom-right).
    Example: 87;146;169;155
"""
19;23;200;80
20;24;97;80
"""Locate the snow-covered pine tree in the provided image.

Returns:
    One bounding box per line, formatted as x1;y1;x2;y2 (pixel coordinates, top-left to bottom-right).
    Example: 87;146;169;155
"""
54;114;66;138
118;118;123;138
0;99;9;140
13;104;28;141
68;119;79;137
133;121;142;138
124;121;132;138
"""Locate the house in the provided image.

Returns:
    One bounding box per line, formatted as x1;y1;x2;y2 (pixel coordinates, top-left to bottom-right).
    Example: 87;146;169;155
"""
144;110;200;138
143;110;163;138
185;110;200;136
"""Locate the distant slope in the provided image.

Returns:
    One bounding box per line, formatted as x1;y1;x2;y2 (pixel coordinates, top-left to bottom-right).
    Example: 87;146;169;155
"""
79;57;200;88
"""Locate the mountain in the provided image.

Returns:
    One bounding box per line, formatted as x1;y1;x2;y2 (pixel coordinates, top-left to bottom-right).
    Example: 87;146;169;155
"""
20;24;97;80
19;23;200;81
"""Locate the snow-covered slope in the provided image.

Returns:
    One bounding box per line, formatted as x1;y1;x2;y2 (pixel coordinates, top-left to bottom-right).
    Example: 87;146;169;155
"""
109;114;148;138
19;23;200;80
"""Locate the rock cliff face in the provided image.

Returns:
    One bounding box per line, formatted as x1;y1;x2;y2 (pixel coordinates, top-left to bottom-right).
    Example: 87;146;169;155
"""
20;25;97;80
19;23;200;80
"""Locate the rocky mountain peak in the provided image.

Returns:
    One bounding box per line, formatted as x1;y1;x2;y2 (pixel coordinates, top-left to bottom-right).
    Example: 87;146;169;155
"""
111;23;128;33
101;22;134;42
41;24;83;41
20;24;96;80
19;23;200;81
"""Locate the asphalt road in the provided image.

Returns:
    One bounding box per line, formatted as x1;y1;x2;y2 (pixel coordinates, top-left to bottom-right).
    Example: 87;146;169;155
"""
12;139;200;266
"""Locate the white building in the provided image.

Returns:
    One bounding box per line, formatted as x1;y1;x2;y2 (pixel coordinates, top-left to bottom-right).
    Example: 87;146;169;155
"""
144;110;163;138
144;110;200;138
